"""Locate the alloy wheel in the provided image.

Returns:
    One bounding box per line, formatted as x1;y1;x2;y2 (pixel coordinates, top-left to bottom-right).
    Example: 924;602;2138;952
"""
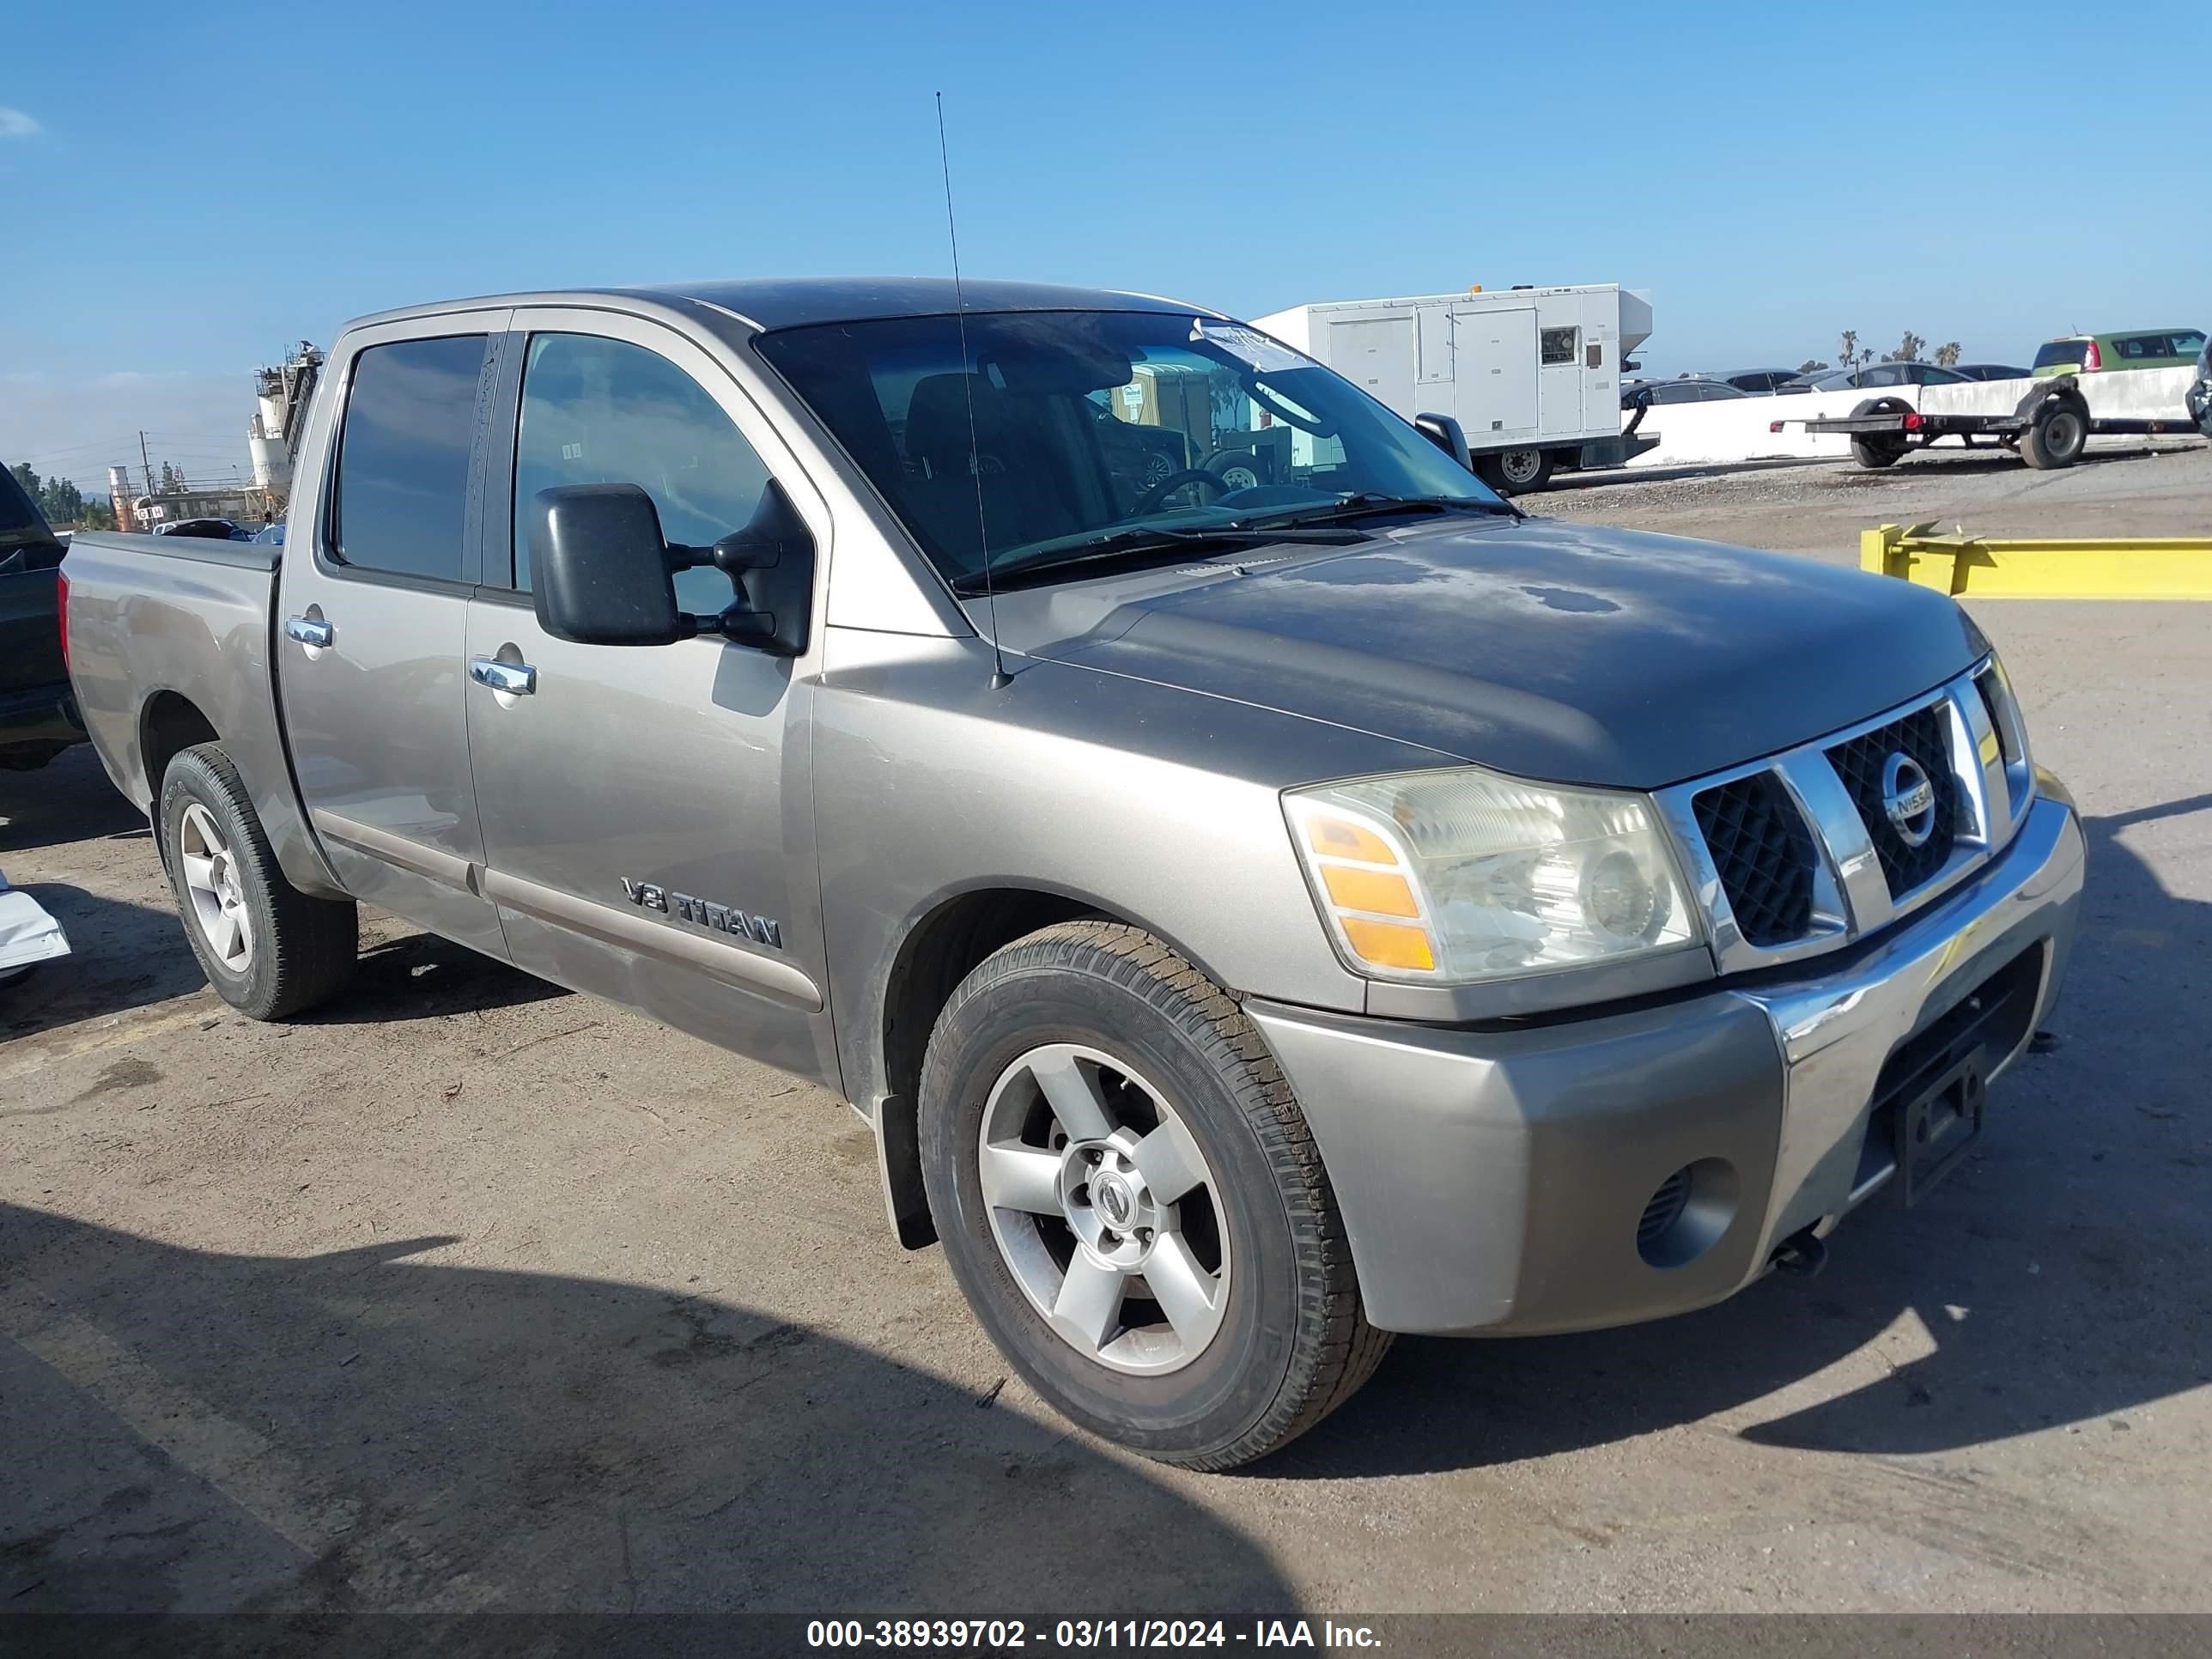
178;803;253;973
977;1042;1231;1376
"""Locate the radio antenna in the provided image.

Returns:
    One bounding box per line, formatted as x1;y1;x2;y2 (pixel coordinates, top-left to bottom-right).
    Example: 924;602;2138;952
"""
936;92;1011;690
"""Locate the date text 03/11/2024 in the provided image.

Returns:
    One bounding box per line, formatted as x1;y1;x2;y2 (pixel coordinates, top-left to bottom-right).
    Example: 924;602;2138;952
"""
804;1620;1382;1649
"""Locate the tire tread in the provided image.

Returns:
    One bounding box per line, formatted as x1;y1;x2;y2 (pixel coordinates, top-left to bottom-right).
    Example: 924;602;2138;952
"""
927;918;1390;1470
161;742;357;1020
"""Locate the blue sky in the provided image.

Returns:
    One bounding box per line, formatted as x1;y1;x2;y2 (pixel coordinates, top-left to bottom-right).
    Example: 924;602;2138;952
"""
5;0;2207;492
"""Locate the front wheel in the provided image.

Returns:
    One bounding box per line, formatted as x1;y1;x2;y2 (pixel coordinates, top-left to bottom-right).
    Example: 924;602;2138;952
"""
158;743;358;1019
918;921;1389;1469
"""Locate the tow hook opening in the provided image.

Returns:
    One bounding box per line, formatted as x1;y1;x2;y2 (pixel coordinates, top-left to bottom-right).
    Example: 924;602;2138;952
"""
1770;1225;1829;1279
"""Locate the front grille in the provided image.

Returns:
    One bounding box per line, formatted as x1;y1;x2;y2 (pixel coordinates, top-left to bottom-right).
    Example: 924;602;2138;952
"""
1826;704;1957;898
1692;772;1816;945
1975;669;2016;765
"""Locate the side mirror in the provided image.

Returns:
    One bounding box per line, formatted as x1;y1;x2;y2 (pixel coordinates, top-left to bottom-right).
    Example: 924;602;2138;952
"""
530;484;686;646
686;479;813;659
1414;412;1474;473
528;480;816;657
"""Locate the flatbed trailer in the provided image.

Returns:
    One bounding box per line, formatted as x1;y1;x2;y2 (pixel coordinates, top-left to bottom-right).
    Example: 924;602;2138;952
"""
1802;374;2199;471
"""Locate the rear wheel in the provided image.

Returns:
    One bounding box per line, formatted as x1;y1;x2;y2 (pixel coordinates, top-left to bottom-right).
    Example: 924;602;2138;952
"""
0;742;70;772
919;920;1389;1469
1850;434;1905;469
1480;447;1553;495
158;743;357;1019
2020;396;2088;469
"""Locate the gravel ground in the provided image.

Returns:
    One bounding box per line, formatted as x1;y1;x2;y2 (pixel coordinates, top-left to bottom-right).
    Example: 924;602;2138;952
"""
3;447;2209;1619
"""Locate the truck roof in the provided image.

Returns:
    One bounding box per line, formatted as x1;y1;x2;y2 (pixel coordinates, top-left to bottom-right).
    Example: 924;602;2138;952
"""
346;277;1224;336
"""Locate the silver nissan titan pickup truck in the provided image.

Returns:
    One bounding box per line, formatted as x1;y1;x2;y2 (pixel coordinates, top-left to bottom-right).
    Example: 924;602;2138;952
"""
63;279;2084;1468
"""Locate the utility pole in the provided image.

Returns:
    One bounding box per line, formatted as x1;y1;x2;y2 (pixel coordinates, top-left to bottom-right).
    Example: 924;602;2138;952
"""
139;430;154;499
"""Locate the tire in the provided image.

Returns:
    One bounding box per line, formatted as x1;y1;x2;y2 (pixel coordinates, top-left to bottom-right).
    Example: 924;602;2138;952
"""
1845;396;1911;470
2020;396;2088;470
0;742;69;772
1478;447;1553;495
158;742;358;1019
918;920;1389;1470
1213;456;1263;492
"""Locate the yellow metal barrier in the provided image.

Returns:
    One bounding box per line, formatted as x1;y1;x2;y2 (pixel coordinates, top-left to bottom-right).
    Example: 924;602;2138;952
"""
1861;522;2212;599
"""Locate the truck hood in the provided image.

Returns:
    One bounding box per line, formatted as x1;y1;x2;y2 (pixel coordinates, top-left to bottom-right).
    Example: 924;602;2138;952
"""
994;515;1986;791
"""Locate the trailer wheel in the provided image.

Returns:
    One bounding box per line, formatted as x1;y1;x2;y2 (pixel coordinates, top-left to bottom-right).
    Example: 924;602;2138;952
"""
1479;447;1553;495
2020;395;2088;470
1845;397;1911;470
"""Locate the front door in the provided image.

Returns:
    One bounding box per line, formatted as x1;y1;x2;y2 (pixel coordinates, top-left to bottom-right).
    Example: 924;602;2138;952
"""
276;317;508;958
463;311;836;1085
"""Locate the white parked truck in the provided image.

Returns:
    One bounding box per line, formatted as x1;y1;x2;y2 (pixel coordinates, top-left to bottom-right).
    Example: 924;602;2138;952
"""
1254;283;1656;493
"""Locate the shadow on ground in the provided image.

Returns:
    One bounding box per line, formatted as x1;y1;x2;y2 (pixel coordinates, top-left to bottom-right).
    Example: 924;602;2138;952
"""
0;884;206;1042
0;748;143;857
0;1205;1287;1615
1275;794;2211;1478
296;931;570;1026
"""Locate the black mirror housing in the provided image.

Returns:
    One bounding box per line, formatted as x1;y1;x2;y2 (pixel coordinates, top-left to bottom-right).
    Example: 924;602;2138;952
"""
693;479;813;659
530;484;685;646
1413;412;1474;473
529;479;815;657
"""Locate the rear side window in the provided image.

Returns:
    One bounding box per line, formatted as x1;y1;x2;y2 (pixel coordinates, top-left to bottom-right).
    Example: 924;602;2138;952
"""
331;335;488;582
511;332;772;612
2033;340;2089;369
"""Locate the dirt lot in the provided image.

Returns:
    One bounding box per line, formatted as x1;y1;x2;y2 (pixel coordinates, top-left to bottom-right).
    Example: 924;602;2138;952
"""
5;442;2209;1616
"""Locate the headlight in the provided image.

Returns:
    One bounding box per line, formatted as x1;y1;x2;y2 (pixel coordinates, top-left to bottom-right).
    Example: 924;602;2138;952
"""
1284;768;1702;985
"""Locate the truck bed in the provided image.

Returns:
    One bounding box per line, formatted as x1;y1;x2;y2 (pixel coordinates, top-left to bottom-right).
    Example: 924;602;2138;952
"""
59;530;328;889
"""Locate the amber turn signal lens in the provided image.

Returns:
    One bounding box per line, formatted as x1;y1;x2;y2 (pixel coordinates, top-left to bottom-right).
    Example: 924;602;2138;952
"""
1320;865;1420;918
1304;814;1400;866
1340;917;1436;972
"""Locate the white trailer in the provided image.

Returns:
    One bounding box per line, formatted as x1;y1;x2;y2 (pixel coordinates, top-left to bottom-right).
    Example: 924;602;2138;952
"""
1253;284;1656;494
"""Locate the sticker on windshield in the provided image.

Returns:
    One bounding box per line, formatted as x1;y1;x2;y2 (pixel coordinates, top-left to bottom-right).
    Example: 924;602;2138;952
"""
1189;319;1309;373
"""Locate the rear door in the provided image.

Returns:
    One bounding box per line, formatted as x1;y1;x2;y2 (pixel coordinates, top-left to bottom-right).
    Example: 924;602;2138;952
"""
462;309;838;1084
1327;315;1416;418
276;313;509;958
1452;306;1539;439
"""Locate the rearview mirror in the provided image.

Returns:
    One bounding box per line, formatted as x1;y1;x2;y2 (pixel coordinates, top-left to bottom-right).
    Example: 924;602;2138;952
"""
528;481;815;658
1414;411;1473;473
529;484;687;646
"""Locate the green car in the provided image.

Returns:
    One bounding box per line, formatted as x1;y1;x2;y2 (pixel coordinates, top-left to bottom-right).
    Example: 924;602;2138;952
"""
2033;328;2207;375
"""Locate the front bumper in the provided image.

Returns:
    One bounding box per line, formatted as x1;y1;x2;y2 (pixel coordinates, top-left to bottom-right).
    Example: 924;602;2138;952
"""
1250;790;2085;1337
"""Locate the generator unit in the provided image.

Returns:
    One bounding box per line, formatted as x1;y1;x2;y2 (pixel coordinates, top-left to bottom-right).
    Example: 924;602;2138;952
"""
1253;283;1656;493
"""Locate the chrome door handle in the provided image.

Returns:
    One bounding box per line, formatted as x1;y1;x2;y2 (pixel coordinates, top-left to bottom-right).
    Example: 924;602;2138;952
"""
283;616;333;648
470;657;538;696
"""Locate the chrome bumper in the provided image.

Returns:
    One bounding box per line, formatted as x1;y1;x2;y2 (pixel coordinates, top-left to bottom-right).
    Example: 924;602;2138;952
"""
1250;791;2086;1338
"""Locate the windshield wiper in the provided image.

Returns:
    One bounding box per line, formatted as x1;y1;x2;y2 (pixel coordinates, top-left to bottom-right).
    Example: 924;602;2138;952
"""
949;524;1364;596
1233;492;1523;531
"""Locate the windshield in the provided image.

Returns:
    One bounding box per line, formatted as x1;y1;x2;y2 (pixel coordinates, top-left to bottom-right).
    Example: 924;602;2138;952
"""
2033;340;2089;369
755;309;1504;586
